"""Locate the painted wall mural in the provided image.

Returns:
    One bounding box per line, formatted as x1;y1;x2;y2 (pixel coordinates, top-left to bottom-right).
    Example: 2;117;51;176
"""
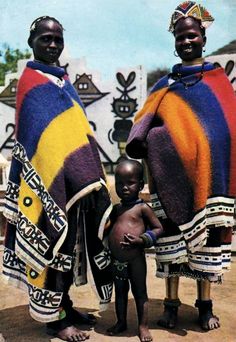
0;101;15;158
0;123;15;153
110;71;138;158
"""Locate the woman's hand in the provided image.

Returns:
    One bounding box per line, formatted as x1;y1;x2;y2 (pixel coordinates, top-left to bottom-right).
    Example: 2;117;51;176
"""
120;233;144;248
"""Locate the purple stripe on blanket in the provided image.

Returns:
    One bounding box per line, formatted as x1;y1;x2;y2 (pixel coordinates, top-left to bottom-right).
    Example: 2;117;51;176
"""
147;125;194;223
126;114;155;158
35;139;105;243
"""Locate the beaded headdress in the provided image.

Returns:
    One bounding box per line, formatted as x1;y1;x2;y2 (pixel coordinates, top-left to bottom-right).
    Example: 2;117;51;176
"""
169;1;214;33
29;16;64;32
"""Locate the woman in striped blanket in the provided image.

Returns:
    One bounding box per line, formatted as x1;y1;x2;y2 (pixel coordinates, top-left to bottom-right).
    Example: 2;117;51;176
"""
3;16;113;341
126;1;236;332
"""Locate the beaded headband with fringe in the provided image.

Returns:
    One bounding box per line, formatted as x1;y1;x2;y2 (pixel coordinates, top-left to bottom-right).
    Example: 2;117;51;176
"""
169;1;214;33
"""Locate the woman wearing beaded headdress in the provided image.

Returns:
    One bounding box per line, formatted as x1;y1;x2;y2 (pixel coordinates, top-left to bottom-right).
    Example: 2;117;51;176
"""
126;1;236;331
2;16;113;341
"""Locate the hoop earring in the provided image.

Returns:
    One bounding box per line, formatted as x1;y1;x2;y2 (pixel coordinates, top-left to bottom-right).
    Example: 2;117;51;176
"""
174;50;179;57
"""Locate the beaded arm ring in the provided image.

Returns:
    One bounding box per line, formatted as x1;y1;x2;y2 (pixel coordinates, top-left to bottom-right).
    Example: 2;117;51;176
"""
140;230;157;248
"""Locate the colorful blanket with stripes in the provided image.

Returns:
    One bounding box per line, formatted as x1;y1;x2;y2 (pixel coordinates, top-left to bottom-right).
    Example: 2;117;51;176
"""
126;63;236;275
3;61;113;321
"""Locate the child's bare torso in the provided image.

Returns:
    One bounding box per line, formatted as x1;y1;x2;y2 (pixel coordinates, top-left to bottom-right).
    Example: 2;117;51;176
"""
108;203;146;262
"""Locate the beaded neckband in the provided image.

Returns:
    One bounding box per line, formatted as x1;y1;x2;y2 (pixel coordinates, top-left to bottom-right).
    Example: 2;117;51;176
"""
176;62;205;89
27;61;66;78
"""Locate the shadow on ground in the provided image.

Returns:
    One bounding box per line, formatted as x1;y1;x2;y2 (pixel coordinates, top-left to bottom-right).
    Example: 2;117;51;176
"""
1;255;236;341
0;297;234;342
0;305;93;342
95;298;209;338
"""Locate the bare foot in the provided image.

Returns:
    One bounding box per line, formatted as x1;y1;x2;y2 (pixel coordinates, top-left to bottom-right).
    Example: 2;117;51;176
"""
107;321;127;335
157;306;178;329
57;325;89;341
199;313;220;330
139;325;152;342
195;299;220;331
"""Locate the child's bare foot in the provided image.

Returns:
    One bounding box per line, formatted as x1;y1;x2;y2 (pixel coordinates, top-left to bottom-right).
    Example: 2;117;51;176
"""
107;321;127;335
139;325;152;342
56;326;89;341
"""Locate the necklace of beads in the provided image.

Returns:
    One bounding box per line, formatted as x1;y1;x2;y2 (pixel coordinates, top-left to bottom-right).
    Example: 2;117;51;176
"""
177;63;205;89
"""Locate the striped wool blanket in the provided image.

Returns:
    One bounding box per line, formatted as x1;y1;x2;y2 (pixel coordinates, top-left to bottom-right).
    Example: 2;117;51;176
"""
3;61;113;321
126;62;236;273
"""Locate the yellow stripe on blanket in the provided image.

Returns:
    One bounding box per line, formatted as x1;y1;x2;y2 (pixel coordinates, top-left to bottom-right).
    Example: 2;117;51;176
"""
134;87;169;124
18;100;93;224
158;92;211;211
19;178;43;224
32;100;93;188
26;265;48;288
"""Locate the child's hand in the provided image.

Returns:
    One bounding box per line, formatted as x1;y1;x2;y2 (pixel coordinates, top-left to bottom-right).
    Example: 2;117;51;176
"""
120;233;144;248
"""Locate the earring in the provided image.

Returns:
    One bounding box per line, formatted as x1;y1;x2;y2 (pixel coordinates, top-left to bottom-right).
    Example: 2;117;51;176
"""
203;47;206;52
174;50;179;57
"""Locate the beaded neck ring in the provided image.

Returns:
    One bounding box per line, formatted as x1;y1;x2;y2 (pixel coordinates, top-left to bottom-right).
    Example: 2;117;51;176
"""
176;62;205;89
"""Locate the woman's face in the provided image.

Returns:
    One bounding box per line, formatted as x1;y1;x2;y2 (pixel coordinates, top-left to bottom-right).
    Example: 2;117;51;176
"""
174;17;206;62
30;19;64;65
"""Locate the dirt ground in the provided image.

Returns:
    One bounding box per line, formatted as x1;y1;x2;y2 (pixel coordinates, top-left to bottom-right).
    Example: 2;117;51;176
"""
0;249;236;342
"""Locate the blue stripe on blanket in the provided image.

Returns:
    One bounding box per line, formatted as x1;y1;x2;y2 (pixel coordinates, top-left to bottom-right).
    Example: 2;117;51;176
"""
151;75;169;93
17;82;75;160
156;246;186;255
17;239;46;268
64;79;85;109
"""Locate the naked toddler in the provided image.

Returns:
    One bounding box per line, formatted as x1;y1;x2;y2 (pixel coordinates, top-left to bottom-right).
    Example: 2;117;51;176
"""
107;159;163;342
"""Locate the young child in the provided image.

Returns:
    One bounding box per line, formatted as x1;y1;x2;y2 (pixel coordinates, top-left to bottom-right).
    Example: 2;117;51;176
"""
107;159;163;342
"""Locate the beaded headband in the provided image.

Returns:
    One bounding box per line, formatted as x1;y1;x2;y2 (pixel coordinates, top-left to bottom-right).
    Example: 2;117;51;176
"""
169;1;214;33
29;16;64;32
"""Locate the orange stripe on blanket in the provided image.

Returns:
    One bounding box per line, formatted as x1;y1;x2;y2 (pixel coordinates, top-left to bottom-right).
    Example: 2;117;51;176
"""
134;87;169;124
203;68;236;195
158;92;211;210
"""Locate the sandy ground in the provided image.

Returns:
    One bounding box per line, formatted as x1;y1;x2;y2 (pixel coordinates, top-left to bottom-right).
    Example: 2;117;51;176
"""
0;250;236;342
